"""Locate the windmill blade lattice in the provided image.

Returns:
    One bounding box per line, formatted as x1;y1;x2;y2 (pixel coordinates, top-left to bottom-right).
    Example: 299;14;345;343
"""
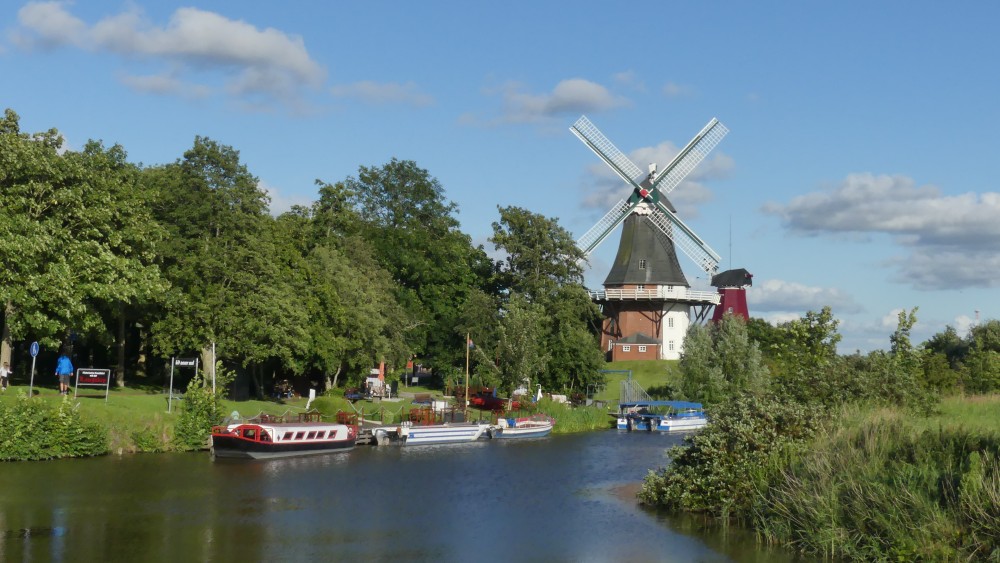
576;198;638;255
651;118;729;196
570;116;645;188
647;204;721;275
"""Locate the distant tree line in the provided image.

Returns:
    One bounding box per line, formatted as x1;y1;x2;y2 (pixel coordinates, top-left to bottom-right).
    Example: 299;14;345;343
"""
0;109;604;398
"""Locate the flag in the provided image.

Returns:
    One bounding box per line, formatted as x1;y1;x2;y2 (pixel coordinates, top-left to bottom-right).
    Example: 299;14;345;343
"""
467;338;475;349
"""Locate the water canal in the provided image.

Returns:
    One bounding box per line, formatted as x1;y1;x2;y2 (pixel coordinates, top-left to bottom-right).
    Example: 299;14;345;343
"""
1;430;813;562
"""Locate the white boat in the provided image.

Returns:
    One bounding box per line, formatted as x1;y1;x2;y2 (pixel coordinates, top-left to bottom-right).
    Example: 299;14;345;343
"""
211;421;357;459
616;401;708;433
375;421;491;446
493;414;555;439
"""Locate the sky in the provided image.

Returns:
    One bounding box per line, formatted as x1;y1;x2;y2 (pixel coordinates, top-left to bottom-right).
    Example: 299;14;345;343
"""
3;1;999;353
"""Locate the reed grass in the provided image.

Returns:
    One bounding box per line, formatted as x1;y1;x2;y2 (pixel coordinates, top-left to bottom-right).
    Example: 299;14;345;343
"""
754;398;1000;560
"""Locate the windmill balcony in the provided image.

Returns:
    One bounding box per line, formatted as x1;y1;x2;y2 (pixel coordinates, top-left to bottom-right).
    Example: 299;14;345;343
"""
588;287;720;305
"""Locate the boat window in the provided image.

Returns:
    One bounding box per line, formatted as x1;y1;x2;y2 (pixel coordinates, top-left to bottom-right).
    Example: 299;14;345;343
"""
295;431;305;440
260;431;271;442
328;430;337;439
306;431;317;440
283;432;293;440
242;428;256;439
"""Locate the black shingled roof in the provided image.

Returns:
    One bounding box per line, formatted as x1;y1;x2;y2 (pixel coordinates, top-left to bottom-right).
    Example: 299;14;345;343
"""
603;212;689;288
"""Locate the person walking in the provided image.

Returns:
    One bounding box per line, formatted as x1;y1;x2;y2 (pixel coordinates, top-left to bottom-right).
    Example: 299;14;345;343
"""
55;352;74;395
0;361;10;391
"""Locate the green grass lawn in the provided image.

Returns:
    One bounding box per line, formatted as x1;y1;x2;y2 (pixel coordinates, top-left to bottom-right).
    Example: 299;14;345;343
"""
593;360;681;403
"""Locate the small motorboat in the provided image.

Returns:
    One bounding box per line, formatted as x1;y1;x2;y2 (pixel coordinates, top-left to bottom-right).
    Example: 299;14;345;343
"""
492;414;555;439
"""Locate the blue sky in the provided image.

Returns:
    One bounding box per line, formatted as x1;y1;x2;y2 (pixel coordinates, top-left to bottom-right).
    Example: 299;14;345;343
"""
3;1;999;353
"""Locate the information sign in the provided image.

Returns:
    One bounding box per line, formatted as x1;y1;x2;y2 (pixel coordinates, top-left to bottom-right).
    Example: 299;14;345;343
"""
74;368;112;402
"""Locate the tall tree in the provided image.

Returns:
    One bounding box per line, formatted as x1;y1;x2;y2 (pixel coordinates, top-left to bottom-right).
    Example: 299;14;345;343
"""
148;136;294;394
490;206;586;300
679;314;768;404
0;109;165;369
344;159;491;368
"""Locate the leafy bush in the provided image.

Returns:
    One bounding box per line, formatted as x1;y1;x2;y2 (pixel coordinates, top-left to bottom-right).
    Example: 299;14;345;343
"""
173;371;229;451
130;427;166;453
0;392;108;460
638;393;822;518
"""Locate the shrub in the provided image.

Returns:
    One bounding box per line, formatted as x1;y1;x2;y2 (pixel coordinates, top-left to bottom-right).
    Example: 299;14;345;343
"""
638;393;822;518
0;392;108;460
173;372;228;451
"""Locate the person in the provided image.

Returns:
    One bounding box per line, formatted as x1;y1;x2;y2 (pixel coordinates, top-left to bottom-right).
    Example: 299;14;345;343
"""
0;361;10;391
55;352;74;395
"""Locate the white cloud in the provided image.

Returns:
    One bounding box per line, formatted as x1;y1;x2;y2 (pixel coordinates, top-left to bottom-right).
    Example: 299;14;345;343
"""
662;82;694;97
764;173;1000;290
260;180;314;215
748;278;863;314
483;78;629;125
330;81;433;107
12;3;325;109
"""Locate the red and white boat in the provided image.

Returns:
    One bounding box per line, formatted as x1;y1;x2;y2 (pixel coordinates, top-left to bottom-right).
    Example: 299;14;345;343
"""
211;420;357;459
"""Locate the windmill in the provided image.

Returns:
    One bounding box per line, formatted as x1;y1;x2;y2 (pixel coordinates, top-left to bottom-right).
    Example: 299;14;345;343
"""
570;115;751;361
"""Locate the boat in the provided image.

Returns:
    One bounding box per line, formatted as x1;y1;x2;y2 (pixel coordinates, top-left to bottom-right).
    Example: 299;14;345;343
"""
492;413;555;439
615;401;708;432
211;420;357;459
404;421;491;445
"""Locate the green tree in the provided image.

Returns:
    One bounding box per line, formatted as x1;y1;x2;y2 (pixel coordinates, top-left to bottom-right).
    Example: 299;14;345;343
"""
490;206;586;300
923;325;968;369
543;285;604;394
0;109;165;368
492;294;549;399
148;136;302;396
344;159;492;370
679;314;768;405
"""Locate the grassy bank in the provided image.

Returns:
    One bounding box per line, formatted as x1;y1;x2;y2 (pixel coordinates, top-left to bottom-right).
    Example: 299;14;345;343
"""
593;360;680;403
0;383;614;456
755;396;1000;560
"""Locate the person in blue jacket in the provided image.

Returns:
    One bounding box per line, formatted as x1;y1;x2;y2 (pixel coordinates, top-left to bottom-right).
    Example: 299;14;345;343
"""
55;352;74;395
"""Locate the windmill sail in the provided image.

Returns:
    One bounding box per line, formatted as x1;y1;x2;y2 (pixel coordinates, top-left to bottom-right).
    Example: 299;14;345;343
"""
570;116;645;189
651;118;728;196
647;203;721;275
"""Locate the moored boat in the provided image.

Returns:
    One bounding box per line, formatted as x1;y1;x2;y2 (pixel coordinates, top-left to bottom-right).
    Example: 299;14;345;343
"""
396;421;491;445
616;401;707;433
493;413;555;439
211;421;357;459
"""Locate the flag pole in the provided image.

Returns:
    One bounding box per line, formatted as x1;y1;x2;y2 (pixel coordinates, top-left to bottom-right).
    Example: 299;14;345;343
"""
464;333;470;415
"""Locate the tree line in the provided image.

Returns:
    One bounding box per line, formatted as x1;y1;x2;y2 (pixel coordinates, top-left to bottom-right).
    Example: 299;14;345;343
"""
0;109;604;398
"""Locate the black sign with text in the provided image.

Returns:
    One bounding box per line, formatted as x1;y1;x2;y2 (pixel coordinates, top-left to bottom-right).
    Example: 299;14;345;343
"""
77;369;110;386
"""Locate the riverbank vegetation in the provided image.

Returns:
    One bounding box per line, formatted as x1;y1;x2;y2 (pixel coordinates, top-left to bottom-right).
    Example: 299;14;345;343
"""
639;309;1000;560
1;108;603;410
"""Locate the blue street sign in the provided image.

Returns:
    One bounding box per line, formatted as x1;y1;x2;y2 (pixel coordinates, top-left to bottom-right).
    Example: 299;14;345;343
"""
30;341;39;357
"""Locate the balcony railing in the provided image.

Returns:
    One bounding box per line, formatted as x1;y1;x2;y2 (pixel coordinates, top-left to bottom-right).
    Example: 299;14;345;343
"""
588;287;720;305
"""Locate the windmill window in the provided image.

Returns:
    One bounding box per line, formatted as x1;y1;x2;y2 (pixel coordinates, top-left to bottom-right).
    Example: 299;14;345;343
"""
622;345;631;352
637;285;645;292
638;259;647;270
669;341;675;351
638;346;647;353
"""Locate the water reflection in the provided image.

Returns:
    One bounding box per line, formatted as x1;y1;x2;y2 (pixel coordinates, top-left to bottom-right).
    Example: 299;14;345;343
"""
0;431;813;562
